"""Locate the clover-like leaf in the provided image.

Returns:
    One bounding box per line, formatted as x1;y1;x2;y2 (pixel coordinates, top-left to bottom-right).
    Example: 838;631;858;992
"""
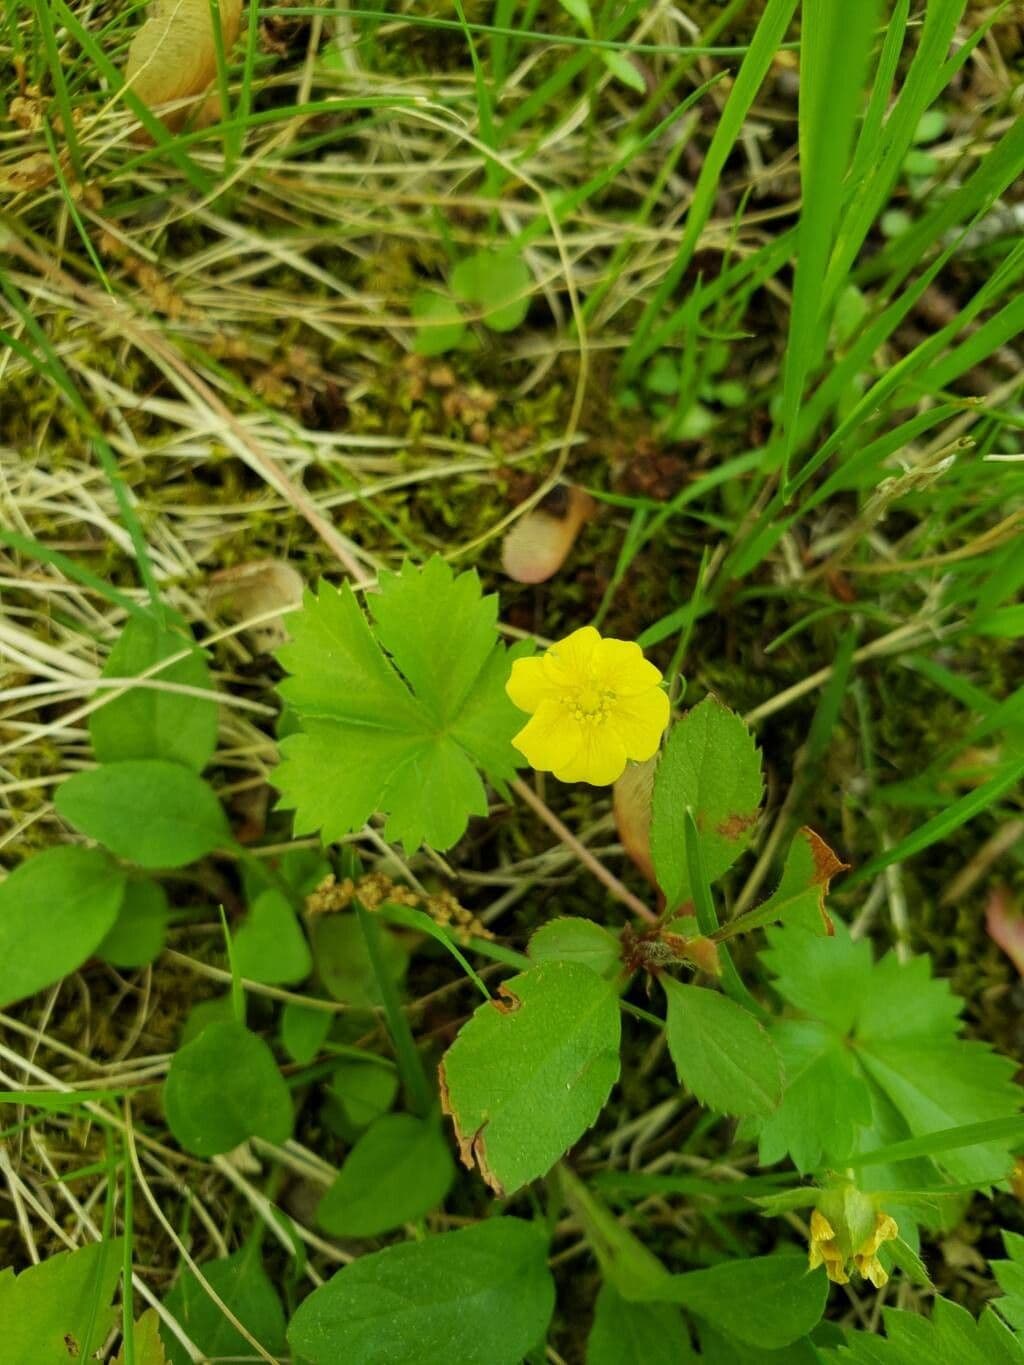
273;558;530;852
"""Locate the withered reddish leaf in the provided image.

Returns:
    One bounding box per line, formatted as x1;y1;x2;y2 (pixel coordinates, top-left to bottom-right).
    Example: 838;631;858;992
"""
986;886;1024;978
721;826;847;941
613;756;658;887
501;485;595;584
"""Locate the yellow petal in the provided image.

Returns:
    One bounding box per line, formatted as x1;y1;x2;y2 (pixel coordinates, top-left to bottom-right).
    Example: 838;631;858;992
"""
506;655;558;714
512;700;582;772
610;687;670;761
808;1244;824;1272
593;637;663;695
825;1259;850;1286
810;1210;836;1242
554;726;627;786
543;626;600;687
856;1254;889;1289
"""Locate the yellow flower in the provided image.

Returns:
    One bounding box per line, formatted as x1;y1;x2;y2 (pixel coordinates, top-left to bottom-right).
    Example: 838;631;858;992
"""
808;1201;899;1287
808;1209;849;1285
506;626;669;786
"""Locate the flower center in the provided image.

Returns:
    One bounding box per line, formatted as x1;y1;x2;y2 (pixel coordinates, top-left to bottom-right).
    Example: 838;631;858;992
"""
569;684;615;723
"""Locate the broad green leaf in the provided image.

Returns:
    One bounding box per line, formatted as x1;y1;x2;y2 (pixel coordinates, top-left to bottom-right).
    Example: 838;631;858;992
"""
725;827;846;939
312;913;408;1008
281;1000;332;1064
163;1020;293;1156
98;878;169;968
89;614;218;772
233;889;312;985
411;290;466;356
451;251;532;332
0;846;126;1008
55;760;229;869
587;1283;695;1364
663;979;782;1118
161;1245;287;1365
274;563;528;852
528;917;621;977
650;696;763;908
287;1218;555;1365
326;1058;399;1133
180;993;234;1045
820;1295;1024;1365
651;1255;828;1350
317;1113;455;1237
0;1238;124;1365
439;961;621;1195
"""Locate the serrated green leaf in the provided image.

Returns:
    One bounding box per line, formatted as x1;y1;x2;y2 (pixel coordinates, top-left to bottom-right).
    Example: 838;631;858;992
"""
98;878;169;968
0;846;126;1008
995;1231;1024;1334
586;1283;696;1364
755;922;1022;1177
0;1238;124;1365
529;917;622;977
440;961;621;1195
649;1255;828;1350
287;1218;555;1365
89;613;218;772
725;827;847;939
820;1294;1024;1365
233;889;312;986
163;1020;293;1156
273;563;528;852
451;251;532;332
317;1113;455;1237
161;1245;287;1365
663;979;782;1118
115;1308;168;1365
650;696;763;908
55;760;230;869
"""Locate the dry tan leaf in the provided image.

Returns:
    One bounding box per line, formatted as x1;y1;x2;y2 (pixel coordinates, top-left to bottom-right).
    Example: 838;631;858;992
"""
0;152;57;194
208;557;304;652
613;756;658;889
986;885;1024;979
125;0;242;130
501;485;595;584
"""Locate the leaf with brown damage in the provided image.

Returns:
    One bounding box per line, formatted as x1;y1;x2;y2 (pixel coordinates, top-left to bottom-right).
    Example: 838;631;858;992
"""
718;826;848;942
125;0;242;130
438;961;621;1195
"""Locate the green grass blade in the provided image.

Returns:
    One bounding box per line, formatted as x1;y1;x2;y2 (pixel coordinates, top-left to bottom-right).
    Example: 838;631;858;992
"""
777;0;878;489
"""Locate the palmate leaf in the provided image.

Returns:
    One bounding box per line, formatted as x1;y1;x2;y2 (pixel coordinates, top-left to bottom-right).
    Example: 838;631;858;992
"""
273;557;530;852
752;921;1021;1179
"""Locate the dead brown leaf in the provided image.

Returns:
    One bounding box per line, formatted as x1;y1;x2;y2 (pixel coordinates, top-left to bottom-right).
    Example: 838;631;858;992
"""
125;0;243;130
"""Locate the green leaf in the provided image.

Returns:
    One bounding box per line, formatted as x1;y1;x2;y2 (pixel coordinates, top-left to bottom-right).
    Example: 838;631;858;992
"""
0;846;126;1008
820;1295;1024;1365
411;290;466;356
560;1165;671;1302
55;760;230;869
97;878;169;968
163;1020;293;1156
557;0;593;34
281;1000;332;1064
89;613;218;772
528;917;622;978
724;827;847;939
161;1245;287;1365
326;1058;399;1133
274;564;528;852
317;1113;455;1237
439;962;621;1195
451;251;532;332
650;696;763;908
755;922;1022;1178
651;1255;828;1350
312;913;408;1008
115;1308;169;1365
601;49;646;92
287;1218;555;1365
586;1283;695;1364
0;1238;124;1365
995;1230;1024;1334
233;889;312;985
663;979;782;1118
